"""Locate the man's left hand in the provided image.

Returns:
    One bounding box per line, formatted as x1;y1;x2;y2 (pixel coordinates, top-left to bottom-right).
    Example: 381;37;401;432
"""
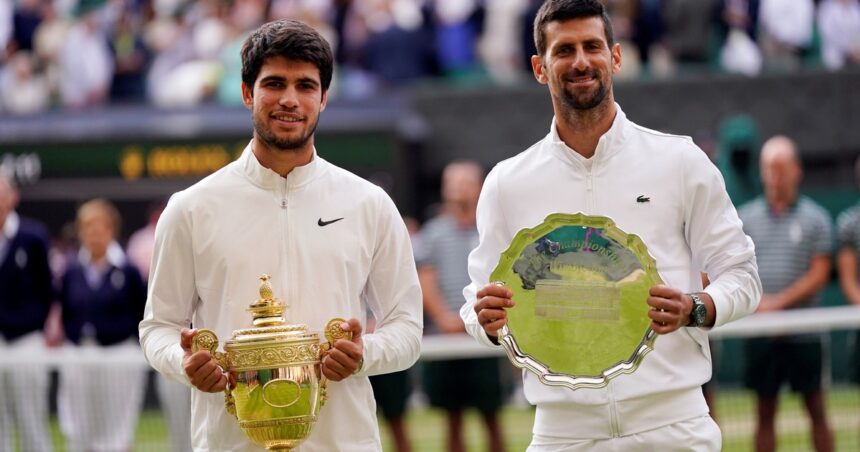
321;318;364;381
647;285;692;334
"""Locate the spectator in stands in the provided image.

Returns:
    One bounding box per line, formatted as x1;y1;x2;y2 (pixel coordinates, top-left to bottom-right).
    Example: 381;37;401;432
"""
108;8;150;103
33;0;71;104
631;0;667;74
138;19;422;451
146;2;224;108
477;0;529;84
418;161;508;452
215;4;253;106
738;136;835;452
661;0;718;67
817;0;860;70
57;198;147;452
521;0;544;72
433;0;484;77
127;200;192;452
717;0;762;75
0;0;12;62
0;175;54;452
463;1;761;449
11;0;43;53
717;0;759;41
0;50;50;114
59;1;113;109
836;157;860;410
363;0;437;88
757;0;815;71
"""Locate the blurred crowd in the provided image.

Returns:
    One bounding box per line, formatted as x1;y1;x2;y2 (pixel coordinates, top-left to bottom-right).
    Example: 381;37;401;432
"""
1;0;859;115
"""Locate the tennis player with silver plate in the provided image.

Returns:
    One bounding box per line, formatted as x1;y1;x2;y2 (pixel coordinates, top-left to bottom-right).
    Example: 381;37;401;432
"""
491;212;664;390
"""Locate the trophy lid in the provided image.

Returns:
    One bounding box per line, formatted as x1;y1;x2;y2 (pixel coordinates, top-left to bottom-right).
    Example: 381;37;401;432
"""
227;275;318;345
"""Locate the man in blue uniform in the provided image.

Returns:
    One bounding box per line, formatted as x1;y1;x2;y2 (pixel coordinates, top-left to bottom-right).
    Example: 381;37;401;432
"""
0;175;54;452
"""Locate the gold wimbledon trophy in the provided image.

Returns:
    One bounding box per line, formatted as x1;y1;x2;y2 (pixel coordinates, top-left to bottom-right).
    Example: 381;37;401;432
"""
191;275;350;451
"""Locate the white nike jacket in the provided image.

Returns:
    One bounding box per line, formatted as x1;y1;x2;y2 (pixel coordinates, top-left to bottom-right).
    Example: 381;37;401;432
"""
140;142;423;451
462;106;761;439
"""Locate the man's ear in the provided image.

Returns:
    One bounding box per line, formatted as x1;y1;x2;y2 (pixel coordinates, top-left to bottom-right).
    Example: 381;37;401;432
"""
320;89;328;112
531;55;548;85
611;42;622;75
241;82;253;110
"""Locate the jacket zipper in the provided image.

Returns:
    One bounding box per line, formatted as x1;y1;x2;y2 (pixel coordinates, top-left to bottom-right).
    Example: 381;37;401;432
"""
585;166;595;212
607;381;620;437
280;179;290;307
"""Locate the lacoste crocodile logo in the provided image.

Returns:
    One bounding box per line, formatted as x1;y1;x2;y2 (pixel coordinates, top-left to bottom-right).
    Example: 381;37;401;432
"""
636;195;650;203
318;217;344;227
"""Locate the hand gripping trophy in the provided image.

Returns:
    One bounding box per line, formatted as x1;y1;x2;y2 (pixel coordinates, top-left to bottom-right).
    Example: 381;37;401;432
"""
191;275;349;451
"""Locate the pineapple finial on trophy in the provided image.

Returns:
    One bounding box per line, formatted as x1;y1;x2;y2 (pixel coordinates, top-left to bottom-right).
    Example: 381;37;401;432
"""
248;274;288;327
259;274;274;300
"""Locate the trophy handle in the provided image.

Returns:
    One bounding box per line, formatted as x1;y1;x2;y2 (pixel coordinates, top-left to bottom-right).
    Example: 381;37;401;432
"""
318;318;353;407
191;329;236;417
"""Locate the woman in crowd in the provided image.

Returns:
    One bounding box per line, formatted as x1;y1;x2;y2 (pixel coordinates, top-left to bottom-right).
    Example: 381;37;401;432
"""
57;198;147;452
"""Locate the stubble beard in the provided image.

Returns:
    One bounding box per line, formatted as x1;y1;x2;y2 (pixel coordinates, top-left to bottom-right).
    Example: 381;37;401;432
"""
561;70;609;112
560;73;609;111
253;114;319;152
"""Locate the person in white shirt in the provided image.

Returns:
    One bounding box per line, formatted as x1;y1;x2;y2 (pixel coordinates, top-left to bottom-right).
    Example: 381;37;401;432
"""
59;5;112;109
461;1;761;450
817;0;860;70
757;0;815;71
138;19;423;452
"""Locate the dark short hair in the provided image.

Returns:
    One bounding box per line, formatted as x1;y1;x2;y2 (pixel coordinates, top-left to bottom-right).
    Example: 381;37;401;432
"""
241;19;334;92
533;0;615;57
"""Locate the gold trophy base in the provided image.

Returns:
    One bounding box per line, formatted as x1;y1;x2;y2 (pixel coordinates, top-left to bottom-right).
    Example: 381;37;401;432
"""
239;415;316;451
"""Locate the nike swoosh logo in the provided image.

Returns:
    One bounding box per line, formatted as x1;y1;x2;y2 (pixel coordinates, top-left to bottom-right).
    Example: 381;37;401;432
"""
318;217;344;227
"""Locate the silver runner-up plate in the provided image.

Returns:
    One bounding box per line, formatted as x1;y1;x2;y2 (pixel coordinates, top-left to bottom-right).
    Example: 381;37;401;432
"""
491;213;663;390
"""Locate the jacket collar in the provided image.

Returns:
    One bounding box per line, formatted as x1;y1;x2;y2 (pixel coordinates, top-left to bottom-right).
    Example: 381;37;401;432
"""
238;140;325;190
546;103;629;168
78;241;126;269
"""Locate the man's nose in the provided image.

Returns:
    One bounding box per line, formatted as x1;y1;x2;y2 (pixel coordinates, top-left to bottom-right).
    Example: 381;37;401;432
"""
279;87;299;108
571;49;590;71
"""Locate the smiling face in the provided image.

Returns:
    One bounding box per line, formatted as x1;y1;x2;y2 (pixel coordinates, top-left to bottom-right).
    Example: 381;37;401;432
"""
242;56;328;156
532;17;621;114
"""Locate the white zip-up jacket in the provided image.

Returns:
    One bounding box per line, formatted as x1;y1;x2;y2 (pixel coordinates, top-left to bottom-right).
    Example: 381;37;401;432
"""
462;107;761;439
140;143;423;451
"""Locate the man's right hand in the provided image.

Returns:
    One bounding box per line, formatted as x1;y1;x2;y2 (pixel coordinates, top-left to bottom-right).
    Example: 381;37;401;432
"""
181;328;229;393
474;283;515;339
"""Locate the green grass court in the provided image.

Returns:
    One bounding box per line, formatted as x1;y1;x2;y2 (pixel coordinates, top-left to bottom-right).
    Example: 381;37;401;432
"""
18;387;860;451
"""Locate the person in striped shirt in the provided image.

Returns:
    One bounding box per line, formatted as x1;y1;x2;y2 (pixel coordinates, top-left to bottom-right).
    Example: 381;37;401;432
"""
836;157;860;395
737;135;835;452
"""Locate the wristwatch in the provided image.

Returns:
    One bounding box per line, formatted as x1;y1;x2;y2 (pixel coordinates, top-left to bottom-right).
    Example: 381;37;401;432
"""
687;293;707;327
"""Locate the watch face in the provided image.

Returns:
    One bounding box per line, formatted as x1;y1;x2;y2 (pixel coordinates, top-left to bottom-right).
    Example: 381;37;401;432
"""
692;302;707;326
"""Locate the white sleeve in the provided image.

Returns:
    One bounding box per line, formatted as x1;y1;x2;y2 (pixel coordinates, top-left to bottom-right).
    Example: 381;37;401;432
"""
138;193;198;385
461;167;507;348
359;190;423;376
682;144;762;326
